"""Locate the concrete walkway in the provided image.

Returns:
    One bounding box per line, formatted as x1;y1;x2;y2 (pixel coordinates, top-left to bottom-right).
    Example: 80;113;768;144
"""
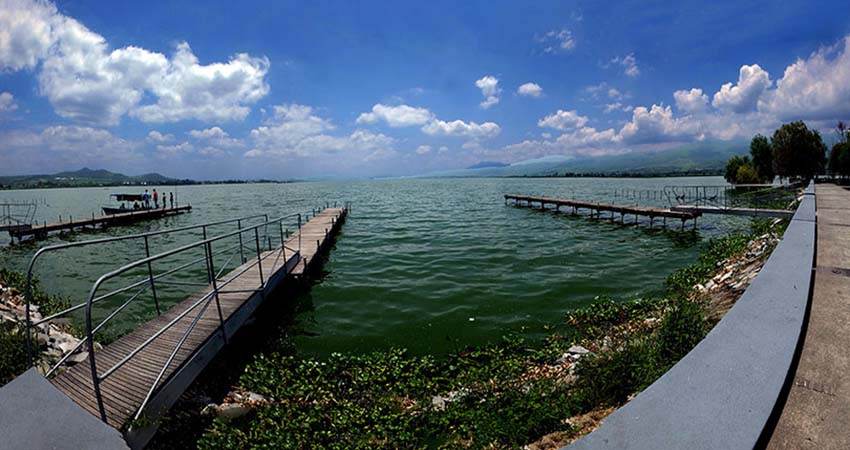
768;183;850;449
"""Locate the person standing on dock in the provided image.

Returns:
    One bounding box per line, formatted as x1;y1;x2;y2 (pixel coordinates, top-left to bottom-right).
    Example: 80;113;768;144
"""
143;189;150;209
153;189;159;209
169;192;174;209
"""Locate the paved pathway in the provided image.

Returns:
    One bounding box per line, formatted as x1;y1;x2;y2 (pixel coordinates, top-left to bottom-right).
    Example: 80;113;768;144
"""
768;183;850;449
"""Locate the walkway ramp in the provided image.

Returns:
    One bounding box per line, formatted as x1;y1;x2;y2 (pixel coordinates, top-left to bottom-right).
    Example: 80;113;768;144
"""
9;206;192;241
49;208;345;427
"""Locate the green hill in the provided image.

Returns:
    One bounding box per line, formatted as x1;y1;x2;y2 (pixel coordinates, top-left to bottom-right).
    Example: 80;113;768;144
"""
0;168;185;189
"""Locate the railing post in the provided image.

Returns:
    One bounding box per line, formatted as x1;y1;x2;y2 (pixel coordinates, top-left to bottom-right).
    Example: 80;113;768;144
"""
237;219;245;263
298;214;302;256
144;236;161;315
85;287;107;423
279;222;286;261
254;228;265;288
204;241;227;343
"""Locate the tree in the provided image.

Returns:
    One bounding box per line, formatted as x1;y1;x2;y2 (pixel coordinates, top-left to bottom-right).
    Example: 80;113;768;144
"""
771;121;827;181
724;155;750;184
735;163;761;184
749;134;773;183
830;142;850;179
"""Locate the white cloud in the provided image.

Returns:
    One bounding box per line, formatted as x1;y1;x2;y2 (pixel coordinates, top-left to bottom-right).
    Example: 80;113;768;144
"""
130;42;269;123
415;145;432;154
517;82;543;98
146;130;173;142
619;104;703;144
611;53;640;77
763;35;850;121
712;64;771;113
156;142;194;154
0;92;18;112
356;103;434;127
246;103;395;159
538;29;576;54
421;119;501;139
475;75;501;109
538;109;589;130
0;0;269;125
187;126;244;148
673;88;709;114
0;125;141;174
0;0;57;71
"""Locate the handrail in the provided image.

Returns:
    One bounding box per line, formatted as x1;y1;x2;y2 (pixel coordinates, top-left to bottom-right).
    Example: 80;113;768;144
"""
24;214;269;363
83;212;305;423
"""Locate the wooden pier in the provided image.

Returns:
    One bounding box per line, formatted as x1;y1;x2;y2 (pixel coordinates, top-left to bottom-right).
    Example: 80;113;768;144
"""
505;194;700;229
46;207;346;447
671;204;793;219
8;206;193;240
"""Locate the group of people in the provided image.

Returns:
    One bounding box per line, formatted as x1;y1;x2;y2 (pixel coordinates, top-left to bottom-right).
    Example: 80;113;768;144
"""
142;189;174;209
119;189;175;210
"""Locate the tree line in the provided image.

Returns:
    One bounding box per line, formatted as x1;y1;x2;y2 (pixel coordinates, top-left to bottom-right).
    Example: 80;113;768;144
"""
724;121;831;184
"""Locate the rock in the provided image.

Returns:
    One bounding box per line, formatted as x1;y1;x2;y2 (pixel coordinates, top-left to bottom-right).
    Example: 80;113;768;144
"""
66;351;89;365
568;345;590;355
202;402;252;420
553;353;571;366
431;395;448;411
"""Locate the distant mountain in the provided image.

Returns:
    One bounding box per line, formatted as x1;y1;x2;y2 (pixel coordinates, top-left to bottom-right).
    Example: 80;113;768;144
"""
0;168;185;189
420;141;747;178
466;161;509;169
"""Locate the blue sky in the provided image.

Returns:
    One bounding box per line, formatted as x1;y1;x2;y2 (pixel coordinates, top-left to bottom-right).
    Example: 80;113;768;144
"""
2;0;850;179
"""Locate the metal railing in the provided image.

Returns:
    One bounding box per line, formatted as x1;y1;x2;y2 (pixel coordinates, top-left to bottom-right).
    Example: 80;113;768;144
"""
24;214;271;366
83;213;304;423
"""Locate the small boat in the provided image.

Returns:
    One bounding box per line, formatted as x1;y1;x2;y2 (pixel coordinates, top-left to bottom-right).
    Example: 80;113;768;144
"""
102;193;150;215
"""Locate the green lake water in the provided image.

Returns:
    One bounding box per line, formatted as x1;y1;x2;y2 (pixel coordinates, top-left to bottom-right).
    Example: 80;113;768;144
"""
0;177;746;356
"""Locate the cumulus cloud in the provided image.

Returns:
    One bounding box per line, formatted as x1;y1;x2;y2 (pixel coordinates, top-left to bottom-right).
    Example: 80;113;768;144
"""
0;125;141;174
146;130;174;142
475;75;501;109
712;64;771;113
421;119;501;139
673;88;709;114
538;110;589;130
611;54;640;77
763;35;850;121
0;0;269;125
187;126;244;148
0;92;18;112
356;103;434;127
517;82;543;98
415;145;432;154
246;103;395;159
537;29;576;54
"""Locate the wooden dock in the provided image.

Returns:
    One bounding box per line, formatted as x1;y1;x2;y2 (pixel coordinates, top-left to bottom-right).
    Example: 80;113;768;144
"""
671;204;793;219
48;207;346;445
505;194;700;229
8;206;193;240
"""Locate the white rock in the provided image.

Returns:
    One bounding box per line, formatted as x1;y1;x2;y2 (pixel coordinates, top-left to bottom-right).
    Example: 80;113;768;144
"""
568;345;590;355
214;403;252;420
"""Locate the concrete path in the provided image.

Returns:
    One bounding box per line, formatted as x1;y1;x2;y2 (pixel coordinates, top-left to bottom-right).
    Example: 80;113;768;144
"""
768;183;850;449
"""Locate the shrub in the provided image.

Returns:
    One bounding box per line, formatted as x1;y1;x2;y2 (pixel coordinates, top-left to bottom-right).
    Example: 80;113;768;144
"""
0;323;29;385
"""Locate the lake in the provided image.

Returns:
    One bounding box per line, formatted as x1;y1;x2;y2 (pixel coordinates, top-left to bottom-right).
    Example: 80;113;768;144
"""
0;176;747;355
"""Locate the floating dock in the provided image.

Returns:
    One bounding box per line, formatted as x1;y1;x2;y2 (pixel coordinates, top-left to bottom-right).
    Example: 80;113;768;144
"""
505;194;700;229
8;206;193;241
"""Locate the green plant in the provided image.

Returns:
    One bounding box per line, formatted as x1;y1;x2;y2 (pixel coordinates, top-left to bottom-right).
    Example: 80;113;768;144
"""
0;323;30;385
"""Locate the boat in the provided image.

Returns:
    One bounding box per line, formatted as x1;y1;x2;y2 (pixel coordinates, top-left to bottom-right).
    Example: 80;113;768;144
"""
102;193;149;215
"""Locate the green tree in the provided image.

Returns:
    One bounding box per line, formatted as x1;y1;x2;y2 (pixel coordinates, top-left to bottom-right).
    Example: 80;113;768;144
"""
831;142;850;179
735;163;761;184
771;121;827;181
724;155;750;184
749;134;773;182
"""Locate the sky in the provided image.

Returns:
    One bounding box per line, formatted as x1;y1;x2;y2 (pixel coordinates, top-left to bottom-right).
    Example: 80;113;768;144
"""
1;0;850;180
